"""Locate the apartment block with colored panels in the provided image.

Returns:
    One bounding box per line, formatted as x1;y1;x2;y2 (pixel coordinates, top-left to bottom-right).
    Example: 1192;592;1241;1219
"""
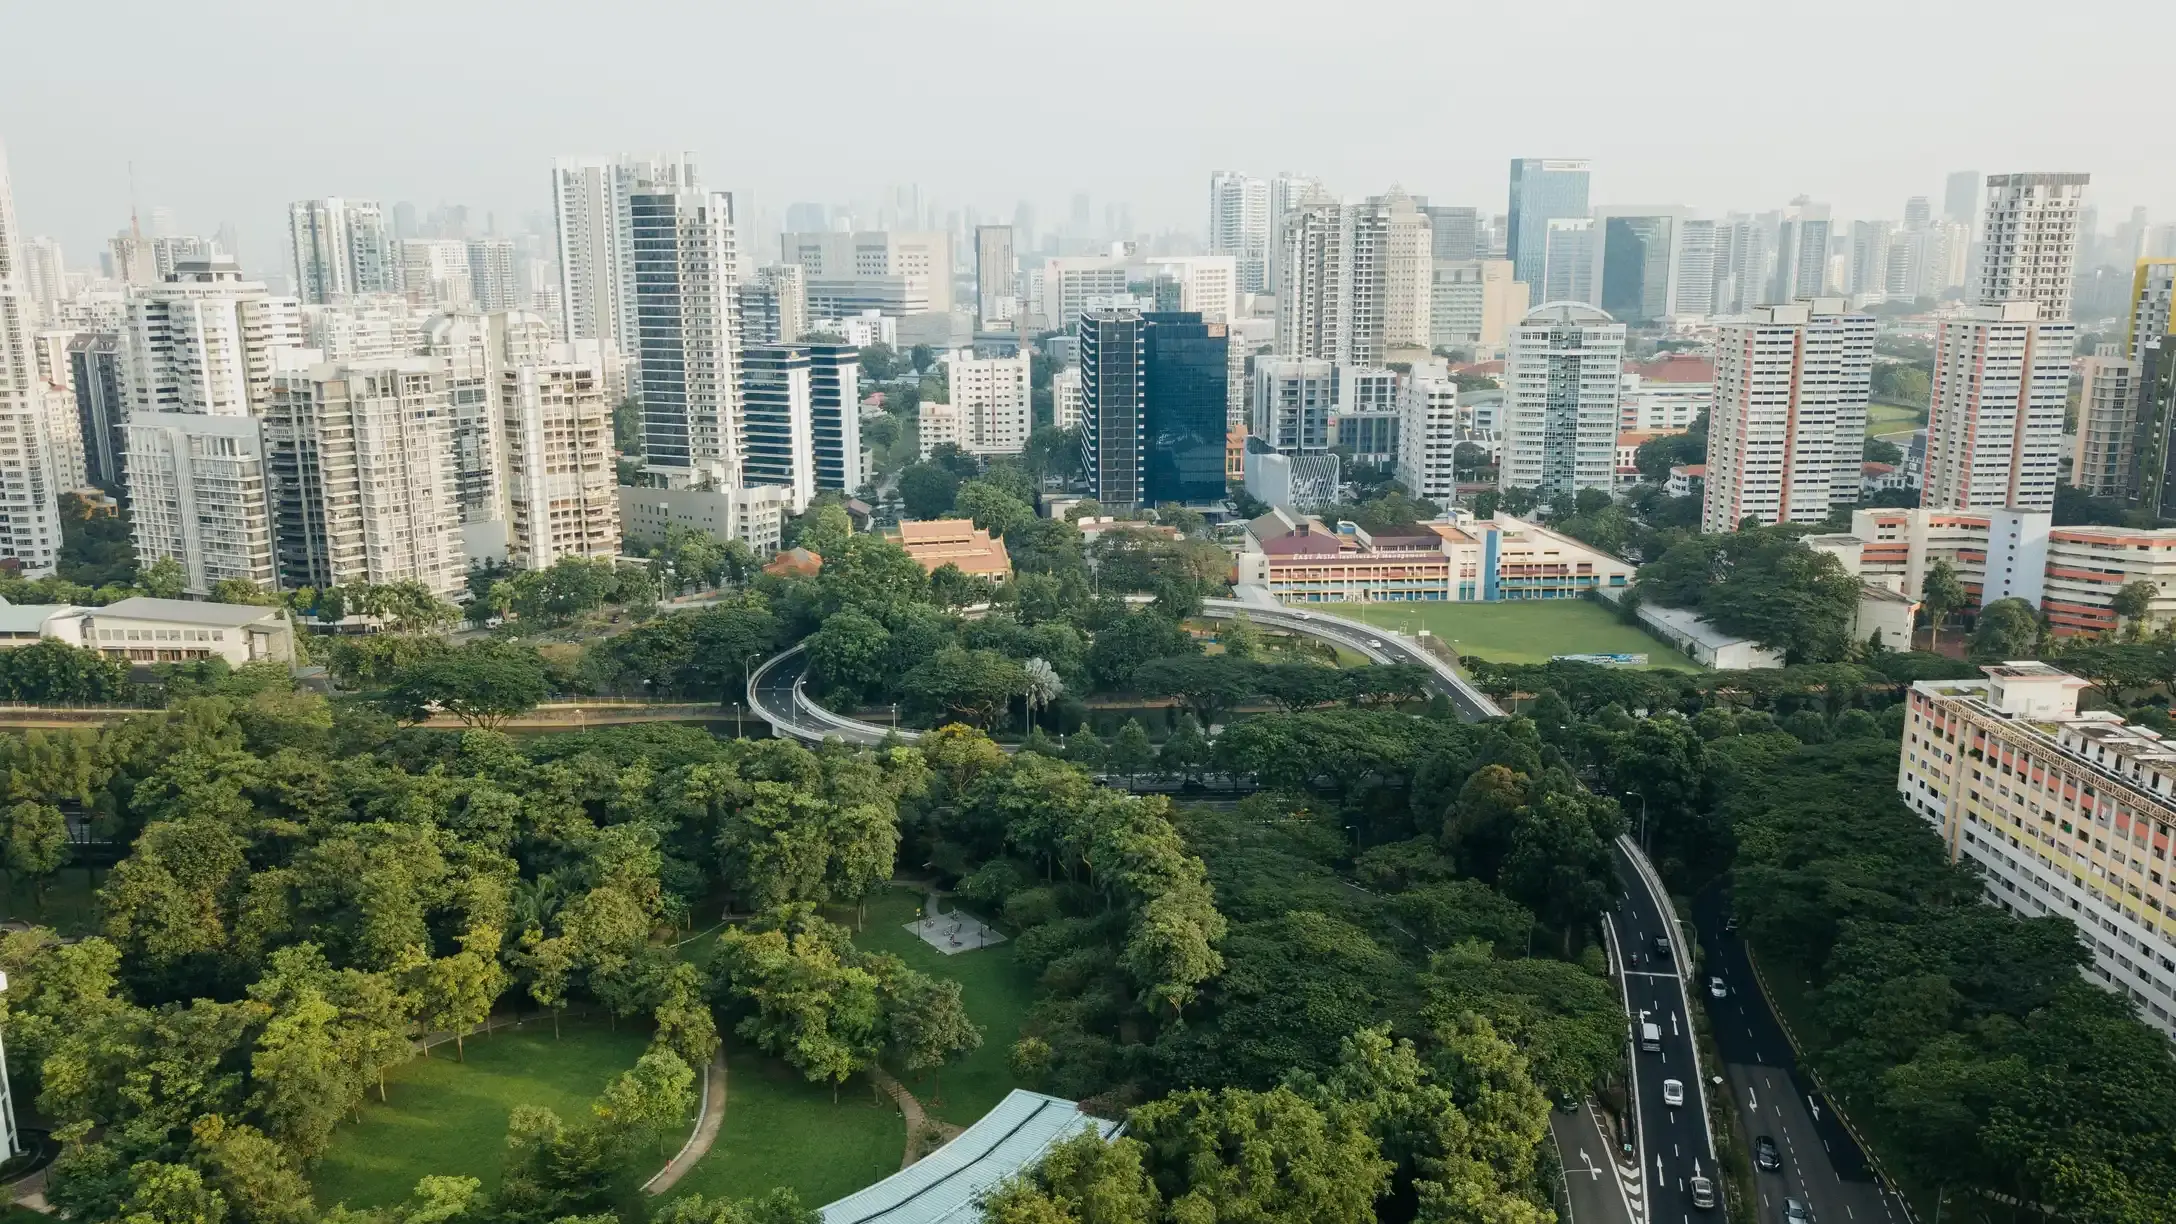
1846;506;2049;609
1233;509;1633;603
1900;663;2176;1035
2042;528;2176;635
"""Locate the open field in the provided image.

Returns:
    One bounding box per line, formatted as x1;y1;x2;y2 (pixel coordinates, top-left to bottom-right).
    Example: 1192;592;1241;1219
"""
1336;600;1705;670
852;887;1037;1127
661;1054;903;1208
313;1020;655;1209
1866;401;1926;433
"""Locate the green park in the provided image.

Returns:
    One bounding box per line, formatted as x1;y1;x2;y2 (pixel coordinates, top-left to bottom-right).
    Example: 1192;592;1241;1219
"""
1337;599;1704;670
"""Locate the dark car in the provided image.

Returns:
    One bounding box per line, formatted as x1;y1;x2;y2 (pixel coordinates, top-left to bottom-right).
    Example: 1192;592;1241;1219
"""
1755;1135;1781;1172
1654;934;1671;958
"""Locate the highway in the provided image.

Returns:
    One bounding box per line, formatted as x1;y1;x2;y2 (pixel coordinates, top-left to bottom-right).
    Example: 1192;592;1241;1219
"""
1692;886;1903;1224
1611;837;1723;1224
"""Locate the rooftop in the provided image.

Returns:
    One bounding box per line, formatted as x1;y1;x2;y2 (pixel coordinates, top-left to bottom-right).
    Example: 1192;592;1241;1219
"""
896;520;1012;577
0;604;79;634
92;597;283;628
818;1090;1121;1224
1626;355;1715;383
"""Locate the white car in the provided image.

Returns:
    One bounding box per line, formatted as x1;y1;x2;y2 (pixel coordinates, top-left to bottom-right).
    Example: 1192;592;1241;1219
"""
1709;976;1728;999
1662;1078;1685;1107
1367;638;1384;648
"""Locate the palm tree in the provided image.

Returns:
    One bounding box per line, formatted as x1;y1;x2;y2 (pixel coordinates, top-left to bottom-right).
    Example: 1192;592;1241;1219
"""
1021;658;1062;733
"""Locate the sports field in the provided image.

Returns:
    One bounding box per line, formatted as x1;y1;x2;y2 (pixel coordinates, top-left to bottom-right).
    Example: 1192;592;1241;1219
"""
1336;600;1703;670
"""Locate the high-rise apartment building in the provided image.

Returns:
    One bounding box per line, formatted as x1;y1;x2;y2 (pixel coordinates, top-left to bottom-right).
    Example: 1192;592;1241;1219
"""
1396;370;1460;504
943;349;1033;455
1079;308;1228;508
1267;174;1329;294
2073;344;2141;499
1975;173;2088;319
1252;359;1336;453
1672;220;1717;319
552;153;699;356
1539;218;1595;305
739;264;809;346
264;357;466;598
1710;217;1770;316
632;188;743;487
1898;663;2176;1036
500;344;619;568
1380;191;1433;350
1052;366;1082;430
399;239;472;309
1922;301;2074;513
21;236;63;321
123;412;276;595
2132;337;2176;520
975;225;1017;324
780;231;953;316
1430;261;1527;352
287;198;395;304
740;344;816;510
1499;303;1624;499
0;141;60;576
1209;172;1271;295
1700;299;1876;533
2126;259;2176;361
1849;220;1894;301
1507;160;1591;295
120;258;302;417
1278;200;1390;366
467;239;519;312
1771;200;1832;301
1040;257;1131;332
1143;256;1239;323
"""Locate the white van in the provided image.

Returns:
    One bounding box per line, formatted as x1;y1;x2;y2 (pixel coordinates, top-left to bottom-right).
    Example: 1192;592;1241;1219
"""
1640;1021;1662;1052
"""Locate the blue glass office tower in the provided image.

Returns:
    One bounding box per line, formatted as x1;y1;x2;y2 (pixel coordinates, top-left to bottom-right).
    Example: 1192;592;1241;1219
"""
1507;159;1592;295
1079;308;1229;509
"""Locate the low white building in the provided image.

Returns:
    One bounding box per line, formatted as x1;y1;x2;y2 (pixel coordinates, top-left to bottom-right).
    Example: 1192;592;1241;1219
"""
80;597;294;667
617;485;790;556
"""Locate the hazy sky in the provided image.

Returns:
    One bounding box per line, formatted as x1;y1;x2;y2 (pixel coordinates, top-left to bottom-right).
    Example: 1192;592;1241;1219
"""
7;0;2173;271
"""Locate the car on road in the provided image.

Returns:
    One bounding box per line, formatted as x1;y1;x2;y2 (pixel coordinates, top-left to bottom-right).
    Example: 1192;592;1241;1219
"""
1662;1078;1684;1106
1366;638;1383;648
1783;1198;1813;1223
1640;1021;1662;1052
1755;1135;1781;1171
1724;914;1739;932
1654;934;1671;958
1689;1174;1715;1210
1709;976;1727;999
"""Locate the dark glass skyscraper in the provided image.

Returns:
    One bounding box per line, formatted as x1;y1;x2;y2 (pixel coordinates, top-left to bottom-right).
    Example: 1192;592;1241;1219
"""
1600;215;1675;323
1079;308;1229;508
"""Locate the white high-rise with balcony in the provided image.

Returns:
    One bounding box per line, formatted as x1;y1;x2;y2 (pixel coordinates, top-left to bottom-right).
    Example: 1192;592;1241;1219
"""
1975;173;2088;319
1700;299;1875;534
502;342;620;567
1499;303;1623;500
552;153;700;355
942;349;1033;456
124;413;276;595
1209;172;1271;295
1277;201;1390;367
287;198;395;304
1922;301;2074;513
1396;371;1460;504
631;188;743;488
121;258;303;417
0;140;59;577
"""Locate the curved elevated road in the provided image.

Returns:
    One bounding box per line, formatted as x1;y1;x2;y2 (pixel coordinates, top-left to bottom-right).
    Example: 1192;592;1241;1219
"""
747;598;1499;744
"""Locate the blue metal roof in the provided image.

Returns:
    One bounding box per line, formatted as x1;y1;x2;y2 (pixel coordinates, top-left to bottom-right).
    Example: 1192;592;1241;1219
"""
818;1090;1122;1224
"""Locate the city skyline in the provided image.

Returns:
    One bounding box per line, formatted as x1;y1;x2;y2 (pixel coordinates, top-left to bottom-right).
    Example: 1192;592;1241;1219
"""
6;1;2174;265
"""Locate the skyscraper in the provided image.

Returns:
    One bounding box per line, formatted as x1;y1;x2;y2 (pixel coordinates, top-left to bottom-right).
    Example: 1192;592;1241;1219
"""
68;333;126;489
467;239;520;312
1975;172;2089;319
1507;159;1591;294
739;264;808;346
124;412;276;594
1541;218;1596;305
1208;172;1271;295
1672;220;1717;319
551;153;700;356
1380;191;1433;351
500;344;620;567
1700;299;1875;533
1080;308;1228;508
1267;174;1328;294
1770;199;1832;301
1922;301;2074;513
1500;303;1623;500
630;187;743;487
975;224;1017;324
287;198;395;304
1423;206;1480;263
806;341;862;494
0;140;60;577
1595;210;1681;322
1944;171;1982;226
1849;220;1894;300
740;344;816;509
2073;344;2140;499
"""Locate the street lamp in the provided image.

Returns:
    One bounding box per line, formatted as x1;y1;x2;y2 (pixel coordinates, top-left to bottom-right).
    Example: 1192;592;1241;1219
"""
1624;790;1648;850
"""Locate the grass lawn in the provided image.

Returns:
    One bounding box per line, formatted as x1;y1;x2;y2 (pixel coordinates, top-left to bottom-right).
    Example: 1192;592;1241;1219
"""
312;1019;656;1210
1336;601;1704;671
851;886;1037;1126
0;865;103;937
1866;401;1925;431
663;1054;903;1208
